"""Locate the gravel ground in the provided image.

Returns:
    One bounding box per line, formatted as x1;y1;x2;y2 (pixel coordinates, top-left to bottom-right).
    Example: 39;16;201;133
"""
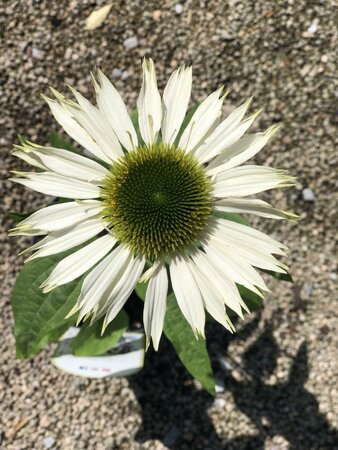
1;1;337;449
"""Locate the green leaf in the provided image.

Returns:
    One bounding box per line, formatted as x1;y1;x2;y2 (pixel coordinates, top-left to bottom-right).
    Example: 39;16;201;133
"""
237;285;263;312
12;247;86;359
163;292;215;396
261;269;293;283
71;311;129;356
212;210;250;226
50;130;81;153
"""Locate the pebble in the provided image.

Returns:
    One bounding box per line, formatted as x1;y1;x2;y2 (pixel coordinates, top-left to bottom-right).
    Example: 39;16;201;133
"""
31;47;44;60
302;187;315;202
307;21;319;34
112;68;122;78
174;4;184;14
153;10;162;21
39;415;51;428
215;378;226;393
213;397;226;409
43;436;55;449
123;36;138;50
64;48;73;60
218;356;233;372
121;70;131;80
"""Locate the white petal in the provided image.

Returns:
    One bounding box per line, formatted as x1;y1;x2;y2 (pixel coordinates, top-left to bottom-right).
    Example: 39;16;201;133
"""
161;66;192;146
94;69;138;151
214;197;296;220
207;125;279;175
202;238;268;295
137;59;162;145
195;108;260;164
74;245;131;321
209;217;288;272
179;87;225;152
12;148;45;170
10;201;102;234
65;86;124;161
143;261;168;350
212;165;294;198
206;232;287;274
25;218;105;260
10;172;100;199
190;249;244;318
212;217;287;254
8;228;47;237
185;258;235;332
169;255;205;337
44;96;112;164
41;234;117;291
103;255;146;328
13;144;109;182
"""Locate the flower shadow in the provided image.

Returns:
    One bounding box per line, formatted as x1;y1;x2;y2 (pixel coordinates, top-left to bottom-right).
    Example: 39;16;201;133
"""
221;317;338;450
129;334;224;449
128;308;338;449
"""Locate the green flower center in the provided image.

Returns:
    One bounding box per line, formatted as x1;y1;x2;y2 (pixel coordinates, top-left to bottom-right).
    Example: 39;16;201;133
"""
101;143;212;260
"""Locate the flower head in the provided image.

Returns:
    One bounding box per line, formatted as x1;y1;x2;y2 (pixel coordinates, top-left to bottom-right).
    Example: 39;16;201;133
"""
11;59;295;350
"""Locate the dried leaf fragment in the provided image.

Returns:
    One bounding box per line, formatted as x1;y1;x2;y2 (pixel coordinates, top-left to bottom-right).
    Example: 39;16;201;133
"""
86;3;113;30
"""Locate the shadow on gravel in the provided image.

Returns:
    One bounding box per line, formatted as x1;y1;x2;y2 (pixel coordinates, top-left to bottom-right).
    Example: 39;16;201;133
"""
129;306;338;450
222;319;338;450
129;335;223;450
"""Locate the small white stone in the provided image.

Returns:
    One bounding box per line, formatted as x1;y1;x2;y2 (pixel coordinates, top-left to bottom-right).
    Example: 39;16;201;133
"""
153;10;161;21
302;187;315;202
215;378;225;393
64;48;72;59
31;47;44;59
174;4;184;14
123;36;138;50
112;68;122;78
43;436;55;449
121;71;130;80
307;21;318;34
213;397;226;408
218;357;233;372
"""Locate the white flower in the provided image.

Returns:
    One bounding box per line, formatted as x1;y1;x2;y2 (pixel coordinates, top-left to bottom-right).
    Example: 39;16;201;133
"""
11;59;295;350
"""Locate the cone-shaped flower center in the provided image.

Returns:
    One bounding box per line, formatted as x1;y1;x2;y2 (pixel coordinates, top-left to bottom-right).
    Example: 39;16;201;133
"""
101;143;212;260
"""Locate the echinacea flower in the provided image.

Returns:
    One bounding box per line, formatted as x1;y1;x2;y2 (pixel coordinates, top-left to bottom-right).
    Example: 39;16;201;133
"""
10;59;295;350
